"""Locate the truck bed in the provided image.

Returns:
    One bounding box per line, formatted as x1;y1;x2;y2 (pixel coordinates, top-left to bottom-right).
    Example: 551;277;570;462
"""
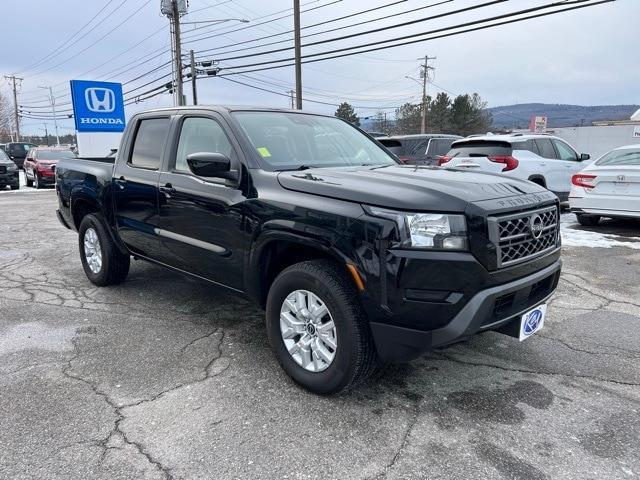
55;157;117;231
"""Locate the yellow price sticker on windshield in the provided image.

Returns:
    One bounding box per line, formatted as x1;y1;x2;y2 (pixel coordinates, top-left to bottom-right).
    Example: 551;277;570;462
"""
257;147;272;157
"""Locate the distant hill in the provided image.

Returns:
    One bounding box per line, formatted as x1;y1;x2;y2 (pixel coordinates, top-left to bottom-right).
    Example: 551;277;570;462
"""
488;103;639;129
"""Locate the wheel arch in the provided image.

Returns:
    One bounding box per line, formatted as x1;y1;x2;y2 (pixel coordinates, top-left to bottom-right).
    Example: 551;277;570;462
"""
71;191;128;255
247;230;359;309
527;174;547;188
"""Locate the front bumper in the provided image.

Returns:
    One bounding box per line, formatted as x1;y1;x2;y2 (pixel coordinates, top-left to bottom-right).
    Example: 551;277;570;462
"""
570;195;640;219
0;171;19;187
369;259;561;363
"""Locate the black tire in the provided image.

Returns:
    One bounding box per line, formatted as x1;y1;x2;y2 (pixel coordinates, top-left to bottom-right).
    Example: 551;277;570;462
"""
576;214;601;227
10;184;19;190
266;260;378;394
78;213;130;286
33;173;41;189
25;173;33;187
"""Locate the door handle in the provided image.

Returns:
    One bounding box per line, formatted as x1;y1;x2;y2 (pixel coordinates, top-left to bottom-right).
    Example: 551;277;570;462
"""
114;176;127;189
159;183;176;196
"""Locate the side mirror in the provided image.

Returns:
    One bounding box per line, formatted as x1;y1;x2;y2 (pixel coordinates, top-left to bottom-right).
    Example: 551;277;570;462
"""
186;152;238;181
579;153;590;161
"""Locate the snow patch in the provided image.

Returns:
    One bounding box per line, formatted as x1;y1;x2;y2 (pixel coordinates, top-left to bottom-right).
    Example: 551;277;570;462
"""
561;214;640;249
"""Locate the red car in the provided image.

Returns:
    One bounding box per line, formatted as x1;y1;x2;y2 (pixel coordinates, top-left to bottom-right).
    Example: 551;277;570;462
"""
23;147;77;189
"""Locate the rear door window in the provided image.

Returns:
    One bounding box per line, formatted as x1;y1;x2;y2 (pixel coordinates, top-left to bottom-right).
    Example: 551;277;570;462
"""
516;139;541;156
446;141;512;158
427;138;456;157
129;118;170;170
409;140;428;156
534;139;557;159
379;139;404;156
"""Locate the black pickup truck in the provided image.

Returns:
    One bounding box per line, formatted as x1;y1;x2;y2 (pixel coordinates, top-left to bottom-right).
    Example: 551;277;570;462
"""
56;107;561;394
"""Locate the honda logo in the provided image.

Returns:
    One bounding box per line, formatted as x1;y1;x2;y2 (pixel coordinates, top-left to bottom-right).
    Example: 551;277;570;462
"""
617;175;626;182
85;88;115;113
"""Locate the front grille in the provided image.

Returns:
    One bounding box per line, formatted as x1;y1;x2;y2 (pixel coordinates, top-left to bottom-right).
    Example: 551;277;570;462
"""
488;205;559;268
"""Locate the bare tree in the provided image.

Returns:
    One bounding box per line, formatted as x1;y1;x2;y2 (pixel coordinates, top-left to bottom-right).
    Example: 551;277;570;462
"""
0;91;14;141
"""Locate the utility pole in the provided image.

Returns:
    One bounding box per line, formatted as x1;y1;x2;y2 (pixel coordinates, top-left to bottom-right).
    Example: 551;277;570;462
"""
419;55;436;134
190;50;197;105
293;0;302;109
39;86;60;146
42;123;49;146
288;90;295;109
4;75;22;141
167;0;185;106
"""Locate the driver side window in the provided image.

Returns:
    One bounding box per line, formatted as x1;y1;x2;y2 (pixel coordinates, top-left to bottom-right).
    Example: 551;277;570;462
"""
552;140;578;161
175;117;233;172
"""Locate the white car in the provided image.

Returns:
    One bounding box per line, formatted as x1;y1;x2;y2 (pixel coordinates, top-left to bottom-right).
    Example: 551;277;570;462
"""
439;134;591;203
569;144;640;226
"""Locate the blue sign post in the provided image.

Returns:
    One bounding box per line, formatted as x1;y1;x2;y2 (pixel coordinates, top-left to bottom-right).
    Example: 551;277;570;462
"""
70;80;126;133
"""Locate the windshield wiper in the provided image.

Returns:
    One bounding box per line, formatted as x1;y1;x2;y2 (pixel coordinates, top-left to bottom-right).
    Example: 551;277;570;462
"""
277;164;319;172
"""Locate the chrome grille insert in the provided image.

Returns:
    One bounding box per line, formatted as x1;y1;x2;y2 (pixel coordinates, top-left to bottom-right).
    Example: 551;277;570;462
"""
488;205;559;268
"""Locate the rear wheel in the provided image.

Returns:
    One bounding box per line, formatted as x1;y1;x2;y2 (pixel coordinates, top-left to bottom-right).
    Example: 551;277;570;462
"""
266;260;378;394
78;213;130;286
576;214;601;226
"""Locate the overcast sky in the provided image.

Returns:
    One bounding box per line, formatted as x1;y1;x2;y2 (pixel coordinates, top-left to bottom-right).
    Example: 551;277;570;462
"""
1;0;637;135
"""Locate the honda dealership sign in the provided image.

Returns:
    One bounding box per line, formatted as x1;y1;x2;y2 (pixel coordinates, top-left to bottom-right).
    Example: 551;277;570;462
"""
70;80;126;133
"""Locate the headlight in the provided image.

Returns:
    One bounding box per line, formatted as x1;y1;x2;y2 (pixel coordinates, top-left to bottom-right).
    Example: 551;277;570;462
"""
7;163;18;171
367;207;468;250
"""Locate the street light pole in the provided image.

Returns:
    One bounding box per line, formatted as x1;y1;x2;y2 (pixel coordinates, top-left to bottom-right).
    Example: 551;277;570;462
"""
39;85;60;146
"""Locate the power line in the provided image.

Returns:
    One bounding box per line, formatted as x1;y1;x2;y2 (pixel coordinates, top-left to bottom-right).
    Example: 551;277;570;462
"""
199;0;507;64
213;0;612;76
194;0;450;58
14;0;117;74
181;0;342;44
215;75;416;110
28;0;154;78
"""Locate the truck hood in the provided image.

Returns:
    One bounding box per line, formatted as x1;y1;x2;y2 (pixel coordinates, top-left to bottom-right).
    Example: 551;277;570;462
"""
277;165;549;212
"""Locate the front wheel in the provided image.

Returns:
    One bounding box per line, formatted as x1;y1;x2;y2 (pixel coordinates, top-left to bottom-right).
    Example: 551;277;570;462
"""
576;214;601;226
266;260;378;394
78;214;130;286
33;173;41;189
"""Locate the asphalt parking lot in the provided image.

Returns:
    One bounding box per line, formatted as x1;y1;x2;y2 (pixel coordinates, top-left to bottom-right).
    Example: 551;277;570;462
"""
1;185;639;480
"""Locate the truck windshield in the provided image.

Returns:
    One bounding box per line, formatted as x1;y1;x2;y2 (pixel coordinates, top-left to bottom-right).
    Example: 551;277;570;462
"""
233;111;398;170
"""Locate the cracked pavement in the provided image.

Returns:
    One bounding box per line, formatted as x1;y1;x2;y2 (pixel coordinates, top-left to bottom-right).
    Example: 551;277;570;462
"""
1;191;639;479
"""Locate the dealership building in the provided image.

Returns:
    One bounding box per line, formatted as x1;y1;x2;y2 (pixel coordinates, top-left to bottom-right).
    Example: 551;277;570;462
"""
521;109;640;159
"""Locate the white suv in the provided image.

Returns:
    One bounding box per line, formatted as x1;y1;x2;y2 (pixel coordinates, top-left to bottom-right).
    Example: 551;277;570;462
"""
439;134;591;203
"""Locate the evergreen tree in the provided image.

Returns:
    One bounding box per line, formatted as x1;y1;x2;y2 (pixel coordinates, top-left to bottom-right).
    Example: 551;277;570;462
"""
334;102;360;126
429;92;452;133
449;93;492;136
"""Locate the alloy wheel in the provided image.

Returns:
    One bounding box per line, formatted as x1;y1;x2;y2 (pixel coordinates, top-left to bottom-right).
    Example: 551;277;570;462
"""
83;227;102;274
280;289;337;372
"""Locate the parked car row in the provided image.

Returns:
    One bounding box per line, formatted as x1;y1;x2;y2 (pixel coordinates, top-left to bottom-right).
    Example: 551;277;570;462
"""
377;134;462;165
0;142;38;168
24;147;77;189
0;146;77;191
369;130;639;223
